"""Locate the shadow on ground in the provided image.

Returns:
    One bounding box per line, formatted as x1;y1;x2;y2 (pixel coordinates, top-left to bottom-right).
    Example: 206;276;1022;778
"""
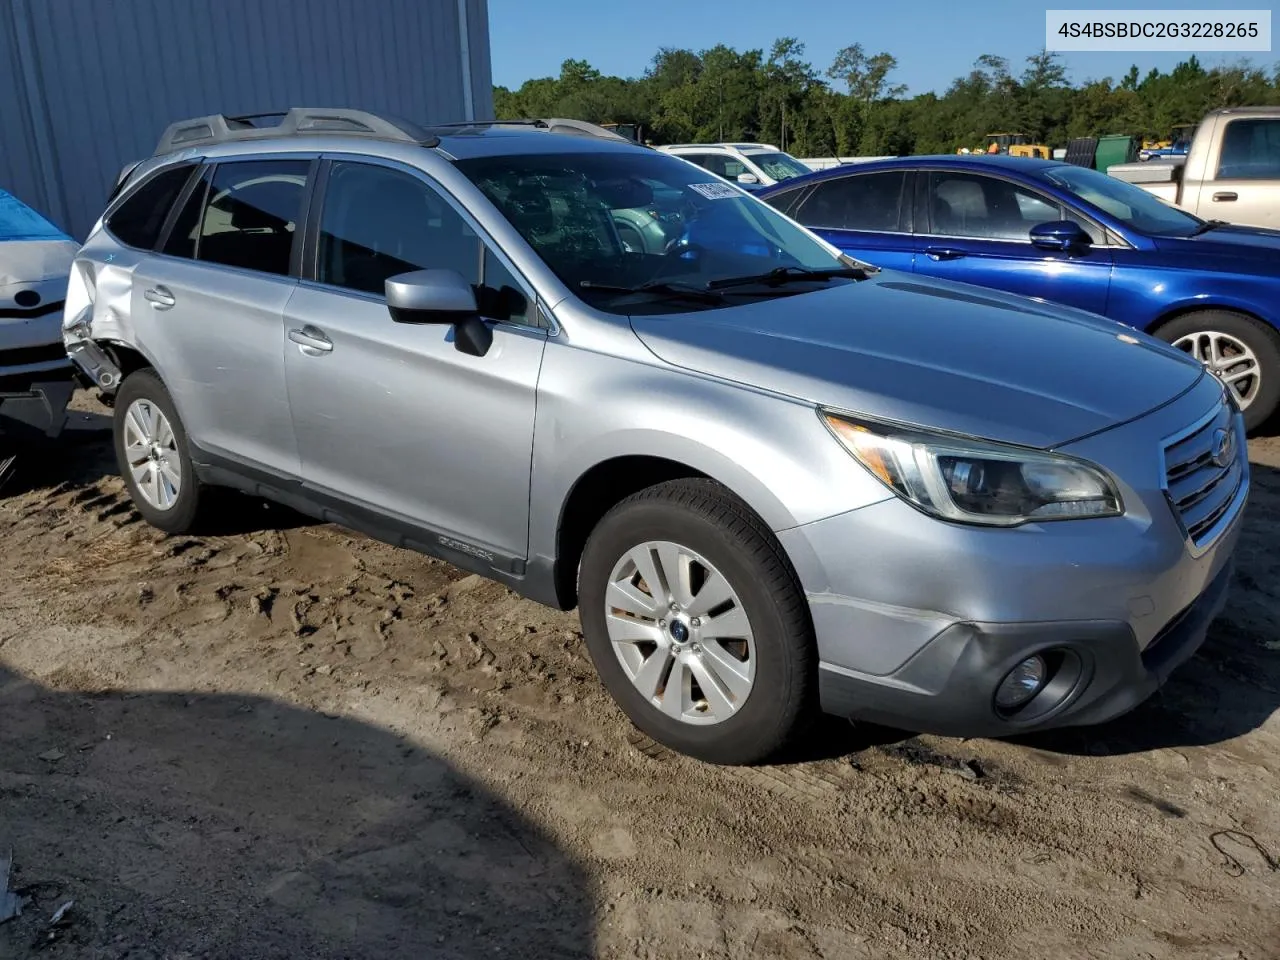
0;664;594;959
2;415;313;538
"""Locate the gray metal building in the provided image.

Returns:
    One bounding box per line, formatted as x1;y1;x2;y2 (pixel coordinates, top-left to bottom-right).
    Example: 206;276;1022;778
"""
1;0;493;239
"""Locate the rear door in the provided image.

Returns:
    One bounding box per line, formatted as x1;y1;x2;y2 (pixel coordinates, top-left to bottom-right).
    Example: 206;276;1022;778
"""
283;157;546;561
785;169;915;271
134;157;311;476
910;169;1114;314
1198;115;1280;229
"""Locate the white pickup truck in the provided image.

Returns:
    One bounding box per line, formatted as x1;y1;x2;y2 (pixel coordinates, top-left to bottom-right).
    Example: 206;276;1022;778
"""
1109;106;1280;230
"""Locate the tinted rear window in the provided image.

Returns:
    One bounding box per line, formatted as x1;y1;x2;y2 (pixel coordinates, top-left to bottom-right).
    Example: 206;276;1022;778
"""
107;164;196;249
795;172;907;232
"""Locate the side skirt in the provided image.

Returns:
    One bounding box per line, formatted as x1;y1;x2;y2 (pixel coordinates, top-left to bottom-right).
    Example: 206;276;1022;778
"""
191;444;567;610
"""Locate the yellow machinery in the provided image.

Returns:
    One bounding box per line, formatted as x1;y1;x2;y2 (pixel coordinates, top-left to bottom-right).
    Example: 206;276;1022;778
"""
982;133;1052;159
958;133;1052;158
1143;123;1197;152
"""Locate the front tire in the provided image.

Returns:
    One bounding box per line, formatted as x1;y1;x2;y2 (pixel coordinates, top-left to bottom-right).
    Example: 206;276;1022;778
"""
113;368;207;534
1155;310;1280;431
578;479;816;765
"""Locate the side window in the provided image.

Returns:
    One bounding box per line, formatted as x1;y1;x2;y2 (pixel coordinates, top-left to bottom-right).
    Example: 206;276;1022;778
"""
1064;208;1107;245
194;160;309;276
317;161;532;324
680;153;714;172
479;248;531;324
106;164;197;250
699;155;737;180
762;186;807;217
1217;118;1280;180
794;172;906;232
925;172;1063;241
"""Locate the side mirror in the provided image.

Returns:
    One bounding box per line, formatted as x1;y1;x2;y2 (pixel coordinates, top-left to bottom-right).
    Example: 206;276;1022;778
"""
736;172;760;185
1029;220;1092;252
385;269;493;357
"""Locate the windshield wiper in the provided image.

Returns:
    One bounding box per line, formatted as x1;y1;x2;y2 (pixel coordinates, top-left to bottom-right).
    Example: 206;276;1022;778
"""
578;279;726;304
706;265;870;291
1189;219;1229;236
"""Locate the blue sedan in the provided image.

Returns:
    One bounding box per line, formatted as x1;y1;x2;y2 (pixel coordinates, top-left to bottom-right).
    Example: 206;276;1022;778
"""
759;155;1280;430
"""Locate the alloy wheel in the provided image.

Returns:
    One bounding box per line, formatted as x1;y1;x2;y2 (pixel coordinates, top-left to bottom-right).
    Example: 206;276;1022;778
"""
1173;330;1262;410
122;398;182;510
604;540;755;725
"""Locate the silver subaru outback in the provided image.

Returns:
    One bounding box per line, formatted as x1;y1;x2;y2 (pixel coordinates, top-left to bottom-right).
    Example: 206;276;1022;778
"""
63;109;1247;765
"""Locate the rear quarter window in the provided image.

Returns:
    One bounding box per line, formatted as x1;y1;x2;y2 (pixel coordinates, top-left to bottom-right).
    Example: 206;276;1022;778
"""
106;164;198;250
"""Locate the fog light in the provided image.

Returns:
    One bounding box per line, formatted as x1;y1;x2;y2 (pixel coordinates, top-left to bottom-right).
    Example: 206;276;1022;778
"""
995;655;1047;710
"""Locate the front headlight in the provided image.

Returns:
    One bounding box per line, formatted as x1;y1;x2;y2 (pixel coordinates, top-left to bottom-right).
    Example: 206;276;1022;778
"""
822;411;1123;526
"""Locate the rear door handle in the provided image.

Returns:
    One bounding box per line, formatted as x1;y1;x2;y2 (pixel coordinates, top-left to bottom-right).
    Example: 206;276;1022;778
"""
924;246;966;261
144;286;175;309
1212;191;1238;202
288;326;333;353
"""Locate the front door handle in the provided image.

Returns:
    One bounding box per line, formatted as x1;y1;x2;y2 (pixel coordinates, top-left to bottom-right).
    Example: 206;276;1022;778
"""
144;286;176;309
1212;191;1238;202
924;246;966;261
288;327;333;354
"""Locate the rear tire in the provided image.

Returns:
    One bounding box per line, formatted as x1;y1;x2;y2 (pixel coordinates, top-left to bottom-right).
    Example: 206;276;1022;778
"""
1155;310;1280;432
113;369;207;534
578;478;816;765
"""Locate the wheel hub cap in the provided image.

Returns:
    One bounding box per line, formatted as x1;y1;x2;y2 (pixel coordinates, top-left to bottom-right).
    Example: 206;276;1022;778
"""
1172;330;1261;410
123;398;182;511
603;540;756;726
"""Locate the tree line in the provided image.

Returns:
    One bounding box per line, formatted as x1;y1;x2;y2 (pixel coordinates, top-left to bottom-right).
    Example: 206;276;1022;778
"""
493;42;1280;156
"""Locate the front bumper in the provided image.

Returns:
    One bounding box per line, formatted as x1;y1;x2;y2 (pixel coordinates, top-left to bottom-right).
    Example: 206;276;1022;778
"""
816;560;1232;737
780;373;1246;737
0;374;74;439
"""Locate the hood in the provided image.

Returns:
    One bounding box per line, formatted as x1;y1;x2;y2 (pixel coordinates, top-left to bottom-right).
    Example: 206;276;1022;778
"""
1153;224;1280;267
630;272;1205;449
0;238;79;290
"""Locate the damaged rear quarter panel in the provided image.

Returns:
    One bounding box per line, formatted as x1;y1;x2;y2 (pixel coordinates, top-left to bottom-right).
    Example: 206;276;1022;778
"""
62;232;152;375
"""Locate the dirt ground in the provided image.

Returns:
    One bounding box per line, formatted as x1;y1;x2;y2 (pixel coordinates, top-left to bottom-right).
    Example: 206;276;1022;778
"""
1;394;1278;960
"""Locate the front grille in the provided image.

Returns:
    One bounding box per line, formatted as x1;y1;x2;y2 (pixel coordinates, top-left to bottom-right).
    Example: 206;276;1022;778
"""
0;341;71;368
0;299;64;320
1162;400;1245;547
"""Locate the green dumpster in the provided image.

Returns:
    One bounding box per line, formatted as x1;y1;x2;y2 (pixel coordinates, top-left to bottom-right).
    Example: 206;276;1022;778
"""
1094;134;1139;172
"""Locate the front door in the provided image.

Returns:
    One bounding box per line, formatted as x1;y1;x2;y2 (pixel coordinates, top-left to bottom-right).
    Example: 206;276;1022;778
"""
133;158;311;476
911;170;1114;314
786;169;916;272
283;158;546;560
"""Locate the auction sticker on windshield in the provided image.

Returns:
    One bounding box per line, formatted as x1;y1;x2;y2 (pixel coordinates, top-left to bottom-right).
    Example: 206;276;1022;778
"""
688;182;741;200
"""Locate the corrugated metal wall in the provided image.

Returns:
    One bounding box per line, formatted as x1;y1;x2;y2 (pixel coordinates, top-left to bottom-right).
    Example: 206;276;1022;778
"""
0;0;493;239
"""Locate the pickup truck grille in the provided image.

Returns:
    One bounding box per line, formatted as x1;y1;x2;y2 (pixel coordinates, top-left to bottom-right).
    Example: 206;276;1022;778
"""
1162;400;1245;548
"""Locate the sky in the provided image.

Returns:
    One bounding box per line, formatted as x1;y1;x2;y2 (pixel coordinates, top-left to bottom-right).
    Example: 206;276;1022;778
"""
487;0;1278;94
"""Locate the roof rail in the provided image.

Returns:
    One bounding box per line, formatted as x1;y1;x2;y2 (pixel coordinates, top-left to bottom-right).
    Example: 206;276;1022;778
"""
425;117;643;144
152;107;440;156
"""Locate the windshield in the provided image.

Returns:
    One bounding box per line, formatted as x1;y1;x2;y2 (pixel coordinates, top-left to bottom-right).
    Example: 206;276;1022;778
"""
749;152;811;182
1040;164;1202;236
455;150;851;314
0;188;67;242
